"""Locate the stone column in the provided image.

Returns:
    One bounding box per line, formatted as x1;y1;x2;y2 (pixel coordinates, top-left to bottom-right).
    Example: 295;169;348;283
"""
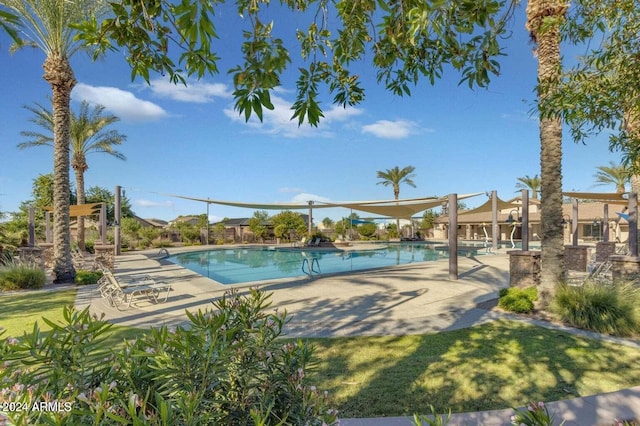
509;250;541;288
610;255;640;282
564;245;589;272
39;243;54;269
595;241;616;263
18;247;45;269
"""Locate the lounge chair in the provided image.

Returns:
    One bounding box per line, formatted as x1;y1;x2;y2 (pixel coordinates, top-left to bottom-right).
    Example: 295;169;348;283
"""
100;270;171;310
306;238;321;247
292;237;307;248
566;259;613;286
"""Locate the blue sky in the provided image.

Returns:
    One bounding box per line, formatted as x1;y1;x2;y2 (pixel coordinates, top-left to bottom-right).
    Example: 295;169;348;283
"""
0;4;623;223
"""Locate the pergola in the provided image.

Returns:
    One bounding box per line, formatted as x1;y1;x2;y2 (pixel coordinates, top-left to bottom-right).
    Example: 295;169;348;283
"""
43;203;106;245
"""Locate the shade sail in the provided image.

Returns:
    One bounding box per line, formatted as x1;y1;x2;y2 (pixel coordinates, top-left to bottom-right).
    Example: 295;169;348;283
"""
459;197;512;215
44;203;102;217
617;212;630;221
563;192;628;204
165;193;483;220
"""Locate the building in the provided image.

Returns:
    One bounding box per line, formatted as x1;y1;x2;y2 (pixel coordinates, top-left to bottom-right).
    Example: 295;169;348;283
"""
433;197;629;245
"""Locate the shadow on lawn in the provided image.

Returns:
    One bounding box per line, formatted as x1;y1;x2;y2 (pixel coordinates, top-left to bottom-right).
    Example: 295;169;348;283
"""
308;316;640;419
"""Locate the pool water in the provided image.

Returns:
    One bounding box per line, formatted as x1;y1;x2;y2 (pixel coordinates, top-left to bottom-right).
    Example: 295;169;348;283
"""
166;244;460;285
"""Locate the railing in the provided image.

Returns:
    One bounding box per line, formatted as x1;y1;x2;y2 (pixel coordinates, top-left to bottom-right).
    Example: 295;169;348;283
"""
301;257;321;276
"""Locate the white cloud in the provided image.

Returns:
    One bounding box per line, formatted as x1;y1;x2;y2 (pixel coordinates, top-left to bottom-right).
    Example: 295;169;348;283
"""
279;187;305;193
74;83;167;122
361;119;423;139
223;94;363;138
501;111;538;123
135;199;174;208
148;78;232;103
209;215;225;223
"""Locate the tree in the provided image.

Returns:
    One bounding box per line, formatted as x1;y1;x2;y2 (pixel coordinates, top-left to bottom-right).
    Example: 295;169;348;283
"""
1;0;110;283
270;211;306;242
18;100;127;252
421;210;439;234
593;162;629;193
358;222;377;239
120;217;141;250
73;0;517;126
321;217;334;230
377;165;417;231
249;210;269;242
515;174;541;199
543;1;639;250
2;174;77;247
85;186;134;224
526;0;569;303
547;0;640;167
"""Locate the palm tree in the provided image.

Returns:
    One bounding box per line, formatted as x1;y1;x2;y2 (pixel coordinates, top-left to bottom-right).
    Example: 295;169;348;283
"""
515;174;541;199
1;0;107;283
526;0;569;303
19;100;127;252
593;162;629;193
376;165;417;232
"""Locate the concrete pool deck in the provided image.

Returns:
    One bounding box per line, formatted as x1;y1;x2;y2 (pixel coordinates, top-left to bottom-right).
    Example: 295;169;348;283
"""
76;244;510;334
74;245;640;425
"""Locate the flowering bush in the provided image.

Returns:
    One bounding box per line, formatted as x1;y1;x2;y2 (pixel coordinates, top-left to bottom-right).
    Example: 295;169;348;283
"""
0;288;337;425
511;401;563;426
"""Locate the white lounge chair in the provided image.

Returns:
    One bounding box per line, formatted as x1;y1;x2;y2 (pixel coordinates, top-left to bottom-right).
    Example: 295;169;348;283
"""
306;237;321;247
101;270;171;310
292;237;307;248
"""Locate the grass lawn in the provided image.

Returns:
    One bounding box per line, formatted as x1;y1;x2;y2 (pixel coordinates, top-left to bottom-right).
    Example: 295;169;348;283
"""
0;289;143;345
307;320;640;418
3;290;640;419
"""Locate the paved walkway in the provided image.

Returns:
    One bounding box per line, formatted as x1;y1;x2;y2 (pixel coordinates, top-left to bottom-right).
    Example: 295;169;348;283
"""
75;245;640;425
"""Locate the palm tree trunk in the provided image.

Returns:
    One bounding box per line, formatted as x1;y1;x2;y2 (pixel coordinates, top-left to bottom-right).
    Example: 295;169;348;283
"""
527;0;568;305
44;54;77;283
74;165;86;253
624;111;640;250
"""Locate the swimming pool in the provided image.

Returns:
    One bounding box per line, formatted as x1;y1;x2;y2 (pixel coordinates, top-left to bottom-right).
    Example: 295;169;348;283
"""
166;243;459;285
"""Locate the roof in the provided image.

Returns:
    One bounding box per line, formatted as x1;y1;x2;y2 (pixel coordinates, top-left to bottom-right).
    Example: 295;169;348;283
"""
438;201;628;224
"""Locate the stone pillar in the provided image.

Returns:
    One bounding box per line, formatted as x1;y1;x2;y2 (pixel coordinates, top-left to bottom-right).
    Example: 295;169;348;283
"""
610;255;640;282
509;250;541;288
39;243;54;269
18;247;45;269
595;241;616;263
94;245;115;270
564;245;589;272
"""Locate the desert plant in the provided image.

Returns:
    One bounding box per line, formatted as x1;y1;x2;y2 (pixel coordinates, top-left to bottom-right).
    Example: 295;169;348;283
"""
499;286;538;314
552;282;640;337
0;259;46;291
411;405;452;425
0;289;338;425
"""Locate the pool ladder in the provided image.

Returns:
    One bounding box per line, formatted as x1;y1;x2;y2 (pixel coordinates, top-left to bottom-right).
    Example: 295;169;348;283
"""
301;257;321;276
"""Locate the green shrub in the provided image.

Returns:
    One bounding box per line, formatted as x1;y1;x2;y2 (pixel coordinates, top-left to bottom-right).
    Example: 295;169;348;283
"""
0;289;338;425
498;286;538;313
75;270;103;285
0;259;46;291
84;239;95;254
552;282;640;337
